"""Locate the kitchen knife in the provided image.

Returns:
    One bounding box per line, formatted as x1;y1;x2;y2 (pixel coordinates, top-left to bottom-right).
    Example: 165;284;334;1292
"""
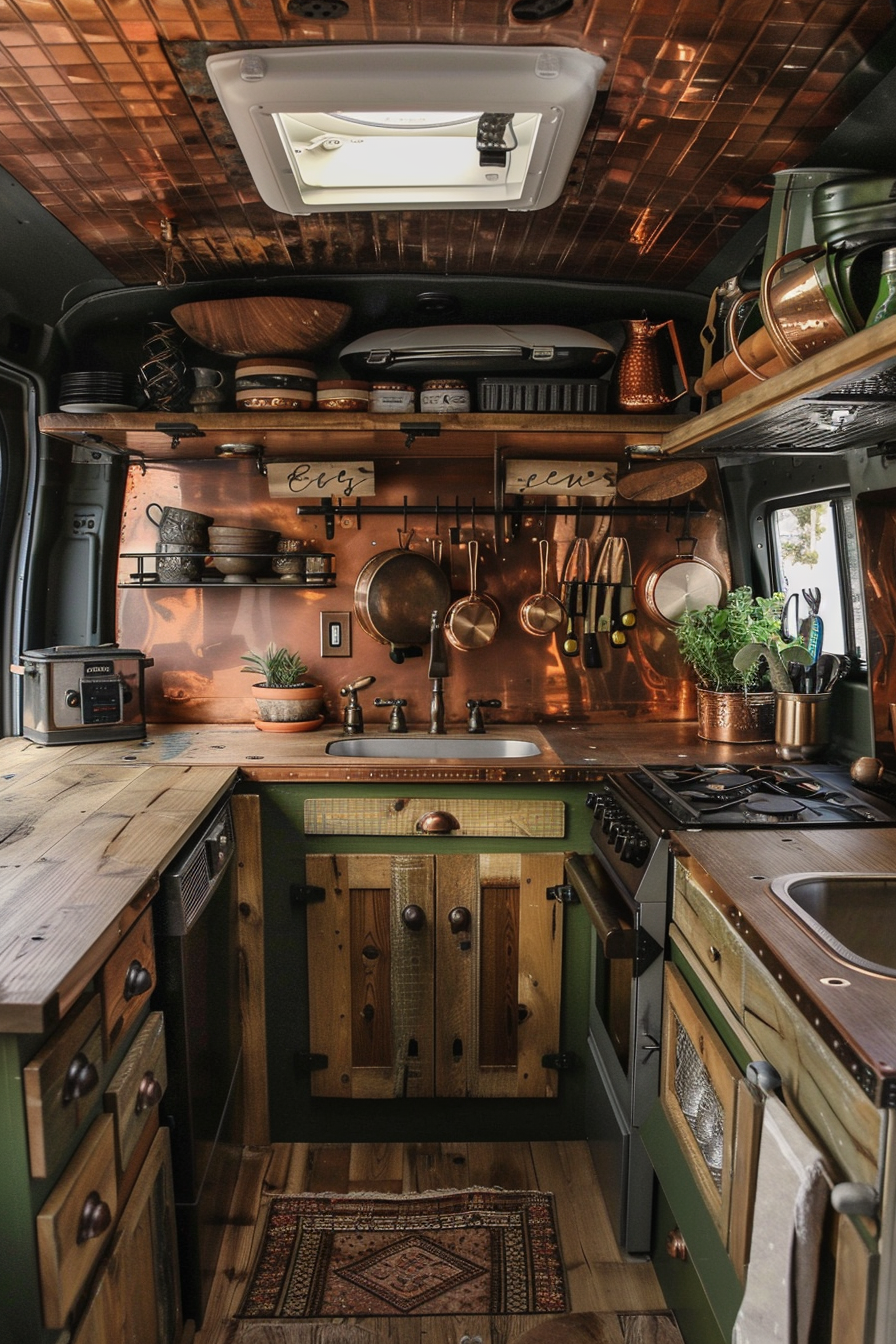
619;537;637;630
583;543;601;668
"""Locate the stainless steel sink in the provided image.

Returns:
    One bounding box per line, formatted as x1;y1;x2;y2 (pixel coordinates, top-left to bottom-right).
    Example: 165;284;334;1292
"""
326;735;542;759
769;873;896;977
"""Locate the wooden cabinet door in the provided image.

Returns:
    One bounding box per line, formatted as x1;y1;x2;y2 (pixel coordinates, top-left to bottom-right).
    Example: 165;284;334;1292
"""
305;852;565;1100
72;1127;181;1344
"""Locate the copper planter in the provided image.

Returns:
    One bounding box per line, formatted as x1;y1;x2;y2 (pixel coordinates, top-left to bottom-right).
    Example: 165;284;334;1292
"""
696;689;776;743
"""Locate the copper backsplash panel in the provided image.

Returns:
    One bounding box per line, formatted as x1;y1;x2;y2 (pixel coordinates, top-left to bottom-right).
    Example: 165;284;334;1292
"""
117;453;729;726
0;2;892;288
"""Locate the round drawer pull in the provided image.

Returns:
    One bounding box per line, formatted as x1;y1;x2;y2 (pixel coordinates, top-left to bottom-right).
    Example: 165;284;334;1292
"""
666;1227;688;1261
448;906;472;934
707;945;721;963
401;904;426;931
77;1190;112;1244
62;1052;99;1106
135;1070;163;1115
123;959;153;1001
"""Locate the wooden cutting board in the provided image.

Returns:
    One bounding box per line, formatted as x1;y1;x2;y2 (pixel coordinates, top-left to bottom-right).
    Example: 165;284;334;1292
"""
616;461;707;501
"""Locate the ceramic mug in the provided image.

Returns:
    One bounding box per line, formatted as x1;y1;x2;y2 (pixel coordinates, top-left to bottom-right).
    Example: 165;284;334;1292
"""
155;541;202;583
146;502;213;545
191;367;224;390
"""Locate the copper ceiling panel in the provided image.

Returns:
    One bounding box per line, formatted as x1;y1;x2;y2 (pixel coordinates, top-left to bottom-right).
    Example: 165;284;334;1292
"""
0;0;892;289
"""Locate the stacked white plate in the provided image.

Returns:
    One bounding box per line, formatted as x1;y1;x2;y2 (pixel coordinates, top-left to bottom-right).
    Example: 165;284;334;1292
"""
59;371;135;413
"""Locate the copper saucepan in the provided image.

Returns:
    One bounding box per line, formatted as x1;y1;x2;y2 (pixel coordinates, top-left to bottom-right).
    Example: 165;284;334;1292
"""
354;538;451;662
445;540;500;651
519;538;564;636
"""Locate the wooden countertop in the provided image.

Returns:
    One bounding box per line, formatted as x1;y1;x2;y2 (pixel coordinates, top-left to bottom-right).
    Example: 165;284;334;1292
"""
66;719;782;780
3;721;893;1101
0;735;236;1034
674;827;896;1105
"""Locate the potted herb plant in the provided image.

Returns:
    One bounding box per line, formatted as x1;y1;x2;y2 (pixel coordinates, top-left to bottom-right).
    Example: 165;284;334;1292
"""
675;587;806;742
241;643;325;732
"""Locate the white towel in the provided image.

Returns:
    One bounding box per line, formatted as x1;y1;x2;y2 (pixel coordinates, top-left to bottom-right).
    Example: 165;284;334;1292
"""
732;1094;830;1344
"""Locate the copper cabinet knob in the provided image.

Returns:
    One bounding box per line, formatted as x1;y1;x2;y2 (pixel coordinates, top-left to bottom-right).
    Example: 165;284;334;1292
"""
448;906;471;933
415;810;460;834
123;959;152;1001
77;1190;112;1244
708;945;721;963
401;904;426;931
666;1227;688;1261
135;1070;162;1115
62;1052;99;1106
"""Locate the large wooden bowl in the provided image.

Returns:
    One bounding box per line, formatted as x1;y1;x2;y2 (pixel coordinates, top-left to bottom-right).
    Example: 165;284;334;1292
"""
170;297;351;357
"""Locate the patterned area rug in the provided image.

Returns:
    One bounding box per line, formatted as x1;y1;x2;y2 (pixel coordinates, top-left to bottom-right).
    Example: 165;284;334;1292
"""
238;1188;568;1319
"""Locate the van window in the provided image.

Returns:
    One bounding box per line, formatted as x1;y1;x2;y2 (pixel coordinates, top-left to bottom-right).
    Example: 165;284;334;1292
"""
769;496;866;664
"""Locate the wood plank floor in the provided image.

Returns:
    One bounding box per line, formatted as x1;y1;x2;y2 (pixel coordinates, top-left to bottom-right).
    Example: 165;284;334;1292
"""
193;1142;683;1344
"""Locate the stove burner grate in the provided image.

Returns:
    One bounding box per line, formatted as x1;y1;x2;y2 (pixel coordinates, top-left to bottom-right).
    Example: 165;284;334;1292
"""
741;793;806;821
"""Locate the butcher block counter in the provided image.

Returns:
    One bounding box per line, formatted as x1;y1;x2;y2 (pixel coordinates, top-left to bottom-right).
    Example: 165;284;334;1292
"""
0;735;235;1033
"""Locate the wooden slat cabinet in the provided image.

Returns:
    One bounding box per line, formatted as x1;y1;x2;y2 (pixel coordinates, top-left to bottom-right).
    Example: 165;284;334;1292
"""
305;851;565;1101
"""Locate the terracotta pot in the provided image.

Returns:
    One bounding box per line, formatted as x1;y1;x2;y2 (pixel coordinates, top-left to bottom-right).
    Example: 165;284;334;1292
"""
696;688;775;743
252;683;324;730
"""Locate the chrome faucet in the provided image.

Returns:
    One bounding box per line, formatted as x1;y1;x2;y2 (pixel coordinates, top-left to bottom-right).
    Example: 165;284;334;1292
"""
428;610;449;735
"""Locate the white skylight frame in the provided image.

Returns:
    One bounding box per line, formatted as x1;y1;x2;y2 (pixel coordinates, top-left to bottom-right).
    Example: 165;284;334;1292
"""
206;45;603;215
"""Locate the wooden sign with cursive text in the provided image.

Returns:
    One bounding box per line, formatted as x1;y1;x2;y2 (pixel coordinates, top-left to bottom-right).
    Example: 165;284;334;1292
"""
267;461;376;498
504;459;616;496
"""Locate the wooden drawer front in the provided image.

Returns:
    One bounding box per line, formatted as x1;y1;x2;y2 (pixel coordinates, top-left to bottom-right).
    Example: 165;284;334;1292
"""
741;942;881;1189
24;994;103;1180
673;858;744;1014
36;1112;118;1329
104;1011;167;1174
303;796;565;837
99;907;156;1055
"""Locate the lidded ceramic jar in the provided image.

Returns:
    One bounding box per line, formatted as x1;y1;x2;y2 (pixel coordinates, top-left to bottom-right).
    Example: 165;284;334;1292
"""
420;379;471;412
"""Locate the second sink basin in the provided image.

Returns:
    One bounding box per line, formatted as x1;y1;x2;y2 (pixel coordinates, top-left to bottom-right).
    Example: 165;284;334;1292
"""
326;735;542;759
769;872;896;977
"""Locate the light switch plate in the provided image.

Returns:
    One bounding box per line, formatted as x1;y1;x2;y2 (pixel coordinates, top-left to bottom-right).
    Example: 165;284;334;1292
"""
321;611;352;657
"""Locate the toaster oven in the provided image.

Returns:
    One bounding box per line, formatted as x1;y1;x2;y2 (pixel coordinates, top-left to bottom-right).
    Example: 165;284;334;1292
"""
13;644;153;744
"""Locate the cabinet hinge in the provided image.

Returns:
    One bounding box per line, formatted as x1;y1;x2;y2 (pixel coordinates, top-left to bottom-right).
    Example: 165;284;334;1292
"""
291;883;326;906
546;883;580;904
541;1051;579;1071
294;1051;328;1075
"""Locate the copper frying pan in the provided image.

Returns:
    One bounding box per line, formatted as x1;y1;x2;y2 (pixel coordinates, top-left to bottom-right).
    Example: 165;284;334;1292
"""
519;539;564;636
445;540;499;651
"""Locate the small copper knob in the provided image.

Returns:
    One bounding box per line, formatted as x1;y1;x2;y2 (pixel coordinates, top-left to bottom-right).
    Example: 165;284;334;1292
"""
77;1191;112;1244
666;1227;688;1261
402;904;426;931
448;906;471;933
415;810;460;834
135;1070;163;1115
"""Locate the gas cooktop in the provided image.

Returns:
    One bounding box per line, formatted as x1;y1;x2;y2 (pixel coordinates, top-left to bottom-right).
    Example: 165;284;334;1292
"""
626;762;896;827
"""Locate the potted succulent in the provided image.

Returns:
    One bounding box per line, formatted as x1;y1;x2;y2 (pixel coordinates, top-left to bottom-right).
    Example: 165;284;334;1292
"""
675;587;807;742
241;643;325;732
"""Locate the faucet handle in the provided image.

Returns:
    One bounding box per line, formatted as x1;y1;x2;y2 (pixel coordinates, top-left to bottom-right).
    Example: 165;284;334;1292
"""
466;698;501;734
340;675;376;734
374;697;408;733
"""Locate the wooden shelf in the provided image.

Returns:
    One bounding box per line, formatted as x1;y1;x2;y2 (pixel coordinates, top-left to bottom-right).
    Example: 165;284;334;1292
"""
39;410;689;459
664;316;896;457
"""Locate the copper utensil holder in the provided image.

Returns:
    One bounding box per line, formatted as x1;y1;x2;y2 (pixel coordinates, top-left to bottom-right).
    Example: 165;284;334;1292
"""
775;691;832;760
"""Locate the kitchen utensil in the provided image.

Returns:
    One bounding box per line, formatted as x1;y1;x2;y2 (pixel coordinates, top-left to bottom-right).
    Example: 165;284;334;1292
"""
582;544;601;668
146;503;213;545
611;317;689;412
760;245;857;366
639;535;726;626
609;538;628;647
354;540;452;662
615;461;707;502
444;540;500;651
519;539;565;636
170;296;351;357
560;537;588;657
618;538;636;631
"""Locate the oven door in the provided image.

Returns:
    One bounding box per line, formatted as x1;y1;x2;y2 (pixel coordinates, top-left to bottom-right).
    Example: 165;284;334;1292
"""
565;851;666;1253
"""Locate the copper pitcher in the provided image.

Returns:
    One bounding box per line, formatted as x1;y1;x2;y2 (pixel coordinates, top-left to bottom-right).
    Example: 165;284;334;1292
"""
612;317;689;412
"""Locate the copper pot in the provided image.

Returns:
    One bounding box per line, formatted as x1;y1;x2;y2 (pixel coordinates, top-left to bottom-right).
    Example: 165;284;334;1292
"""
354;542;451;663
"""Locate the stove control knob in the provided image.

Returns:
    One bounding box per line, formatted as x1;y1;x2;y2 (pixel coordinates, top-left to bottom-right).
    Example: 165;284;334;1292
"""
614;826;633;853
601;808;622;835
623;831;650;867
